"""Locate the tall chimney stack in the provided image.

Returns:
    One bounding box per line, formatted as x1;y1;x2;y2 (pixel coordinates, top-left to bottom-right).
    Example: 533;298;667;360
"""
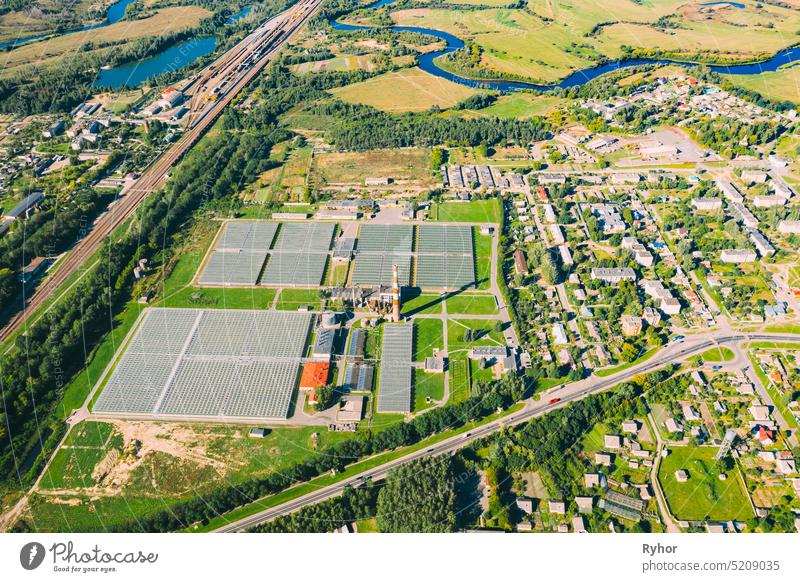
391;264;401;322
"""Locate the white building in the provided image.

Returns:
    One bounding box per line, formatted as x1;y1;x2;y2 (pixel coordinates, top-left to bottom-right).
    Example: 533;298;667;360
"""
691;197;722;211
720;249;757;263
778;220;800;235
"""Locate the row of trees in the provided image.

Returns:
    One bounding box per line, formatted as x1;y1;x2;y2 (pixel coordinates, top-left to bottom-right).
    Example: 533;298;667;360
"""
0;117;287;487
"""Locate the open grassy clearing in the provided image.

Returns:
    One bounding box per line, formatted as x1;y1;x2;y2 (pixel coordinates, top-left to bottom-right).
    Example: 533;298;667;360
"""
402;291;443;316
658;445;753;522
413;369;445;412
390;1;800;84
445;293;498;315
413;318;445;361
330;67;481;112
723;68;800;106
432;198;502;223
275;288;323;311
699;346;735;363
468;94;566;119
160;287;277;310
293;54;377;74
0;7;211;77
311;148;435;186
27;421;357;531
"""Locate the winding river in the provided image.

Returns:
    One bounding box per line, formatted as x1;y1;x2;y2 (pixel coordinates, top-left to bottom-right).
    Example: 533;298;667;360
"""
0;0;138;50
331;0;800;92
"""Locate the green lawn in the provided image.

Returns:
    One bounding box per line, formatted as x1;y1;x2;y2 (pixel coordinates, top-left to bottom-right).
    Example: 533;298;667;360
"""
402;292;443;316
413;319;444;361
434;198;501;223
276;288;323;311
446;293;498;315
658;446;753;522
40;447;109;490
413;369;445;412
447;319;504;354
159;287;276;310
700;347;734;363
63;421;115;448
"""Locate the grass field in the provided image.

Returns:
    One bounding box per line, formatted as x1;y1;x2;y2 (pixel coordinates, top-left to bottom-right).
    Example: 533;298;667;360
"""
311;148;435;186
413;319;445;361
433;198;502;223
413;369;445;412
724;68;800;105
390;1;800;84
293;54;376;74
658;446;753;522
160;287;276;310
700;347;735;363
28;421;357;531
471;94;566;119
449;356;471;403
275;288;323;311
1;7;211;77
445;293;498;315
402;292;443;316
330;67;481;112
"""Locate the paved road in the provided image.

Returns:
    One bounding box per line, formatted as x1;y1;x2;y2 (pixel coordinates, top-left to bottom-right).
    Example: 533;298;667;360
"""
213;331;800;532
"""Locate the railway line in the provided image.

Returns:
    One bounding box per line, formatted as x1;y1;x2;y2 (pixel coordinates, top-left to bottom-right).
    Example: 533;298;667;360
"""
0;0;323;345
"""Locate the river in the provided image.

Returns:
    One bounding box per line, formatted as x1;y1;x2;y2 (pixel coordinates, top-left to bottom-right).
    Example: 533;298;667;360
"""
0;0;137;50
331;0;800;92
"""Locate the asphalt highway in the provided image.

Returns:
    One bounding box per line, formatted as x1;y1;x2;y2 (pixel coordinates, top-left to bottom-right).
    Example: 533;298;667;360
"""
214;331;800;532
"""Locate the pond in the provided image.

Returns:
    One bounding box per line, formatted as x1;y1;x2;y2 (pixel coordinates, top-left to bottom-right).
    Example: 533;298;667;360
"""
94;37;217;89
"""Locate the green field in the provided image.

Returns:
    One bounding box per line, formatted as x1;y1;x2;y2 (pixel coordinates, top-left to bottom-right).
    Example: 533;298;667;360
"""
28;421;357;530
700;347;735;363
275;289;324;311
391;1;800;84
724;68;800;106
658;446;754;522
433;198;502;223
402;292;443;316
413;369;446;412
449;356;472;403
413;319;445;361
330;67;481;112
160;287;277;310
446;293;498;315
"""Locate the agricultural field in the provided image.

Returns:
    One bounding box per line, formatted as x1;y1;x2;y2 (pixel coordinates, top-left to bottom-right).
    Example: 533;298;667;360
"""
0;6;211;77
724;68;800;106
330;67;481;112
658;446;754;522
389;1;800;84
311;148;435;187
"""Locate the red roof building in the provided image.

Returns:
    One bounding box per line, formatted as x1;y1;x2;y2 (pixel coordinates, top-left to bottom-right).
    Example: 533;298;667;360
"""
300;361;330;390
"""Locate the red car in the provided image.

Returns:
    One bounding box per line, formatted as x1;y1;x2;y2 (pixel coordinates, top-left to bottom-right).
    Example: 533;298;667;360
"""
549;397;561;404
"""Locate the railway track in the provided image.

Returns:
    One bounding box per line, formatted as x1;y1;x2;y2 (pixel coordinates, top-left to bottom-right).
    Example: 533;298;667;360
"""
0;0;323;345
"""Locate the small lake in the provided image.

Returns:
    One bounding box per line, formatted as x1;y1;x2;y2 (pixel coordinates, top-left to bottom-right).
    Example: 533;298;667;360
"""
94;37;217;89
700;2;746;9
227;6;254;25
0;0;137;50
